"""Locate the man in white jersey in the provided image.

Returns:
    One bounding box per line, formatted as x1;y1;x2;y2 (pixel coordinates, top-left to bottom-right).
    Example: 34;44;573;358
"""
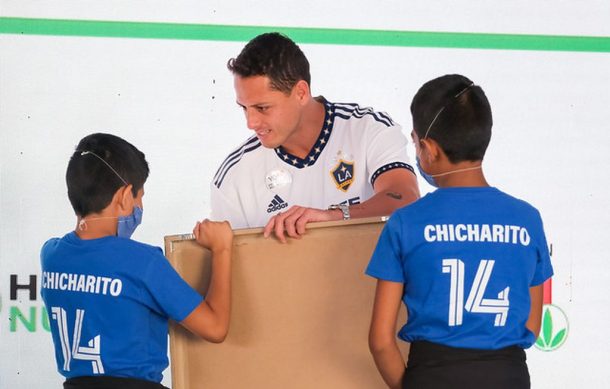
211;32;420;241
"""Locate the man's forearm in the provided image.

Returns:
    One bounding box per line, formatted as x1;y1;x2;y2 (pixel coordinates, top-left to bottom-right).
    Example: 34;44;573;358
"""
348;169;420;219
348;188;419;219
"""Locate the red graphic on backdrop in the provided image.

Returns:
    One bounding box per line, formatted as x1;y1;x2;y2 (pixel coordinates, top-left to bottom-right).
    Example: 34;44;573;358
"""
543;278;552;305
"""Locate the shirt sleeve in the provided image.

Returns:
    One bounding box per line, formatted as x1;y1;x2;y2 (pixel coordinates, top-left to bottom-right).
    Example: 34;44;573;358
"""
365;214;406;282
141;249;204;322
365;121;414;187
530;213;554;286
210;180;249;229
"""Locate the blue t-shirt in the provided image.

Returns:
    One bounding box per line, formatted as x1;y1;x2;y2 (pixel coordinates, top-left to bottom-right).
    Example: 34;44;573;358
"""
366;187;553;350
40;232;203;383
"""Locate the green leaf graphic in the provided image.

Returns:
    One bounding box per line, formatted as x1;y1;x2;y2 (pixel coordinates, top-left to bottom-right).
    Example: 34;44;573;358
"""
551;328;566;348
543;307;553;346
535;335;546;348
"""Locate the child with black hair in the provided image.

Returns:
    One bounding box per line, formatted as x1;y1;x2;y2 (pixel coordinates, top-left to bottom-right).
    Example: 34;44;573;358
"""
40;133;232;389
366;75;553;389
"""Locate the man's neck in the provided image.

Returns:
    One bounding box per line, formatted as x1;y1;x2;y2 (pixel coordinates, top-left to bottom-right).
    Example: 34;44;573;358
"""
281;98;326;159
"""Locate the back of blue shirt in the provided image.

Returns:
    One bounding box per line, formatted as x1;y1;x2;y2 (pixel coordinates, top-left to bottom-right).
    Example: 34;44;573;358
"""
40;232;203;383
366;187;553;350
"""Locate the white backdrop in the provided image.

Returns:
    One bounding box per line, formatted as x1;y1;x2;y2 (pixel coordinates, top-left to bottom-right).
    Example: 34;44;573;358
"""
1;1;609;388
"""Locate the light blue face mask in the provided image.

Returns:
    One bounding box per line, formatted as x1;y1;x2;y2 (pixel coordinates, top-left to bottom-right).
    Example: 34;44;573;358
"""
117;206;143;239
416;156;438;188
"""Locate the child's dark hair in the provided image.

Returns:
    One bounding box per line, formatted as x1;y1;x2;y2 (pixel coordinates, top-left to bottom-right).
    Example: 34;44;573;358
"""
227;32;311;94
66;133;149;217
411;74;493;163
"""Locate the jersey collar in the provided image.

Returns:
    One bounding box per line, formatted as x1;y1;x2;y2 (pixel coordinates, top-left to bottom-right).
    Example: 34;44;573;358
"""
274;98;334;169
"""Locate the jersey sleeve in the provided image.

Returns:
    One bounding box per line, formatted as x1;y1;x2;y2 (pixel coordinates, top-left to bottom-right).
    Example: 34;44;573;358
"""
141;248;203;322
530;213;554;286
210;180;249;229
366;121;414;187
365;214;405;282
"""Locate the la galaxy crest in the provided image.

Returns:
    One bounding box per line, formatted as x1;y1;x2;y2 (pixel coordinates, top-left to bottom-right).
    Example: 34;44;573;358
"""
331;159;355;192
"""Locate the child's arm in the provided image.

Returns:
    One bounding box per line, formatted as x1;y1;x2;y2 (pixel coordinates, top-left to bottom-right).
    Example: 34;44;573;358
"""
369;280;406;389
526;284;544;338
180;219;233;343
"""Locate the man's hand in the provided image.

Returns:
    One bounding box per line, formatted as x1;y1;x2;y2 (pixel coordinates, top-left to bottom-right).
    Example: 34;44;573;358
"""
263;205;343;243
193;219;233;252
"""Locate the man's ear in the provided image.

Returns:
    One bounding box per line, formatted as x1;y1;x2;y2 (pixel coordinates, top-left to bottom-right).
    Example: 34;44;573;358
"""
293;80;310;104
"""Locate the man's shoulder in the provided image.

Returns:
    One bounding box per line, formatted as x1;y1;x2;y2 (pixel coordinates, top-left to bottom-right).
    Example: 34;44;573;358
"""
212;135;264;189
330;101;398;128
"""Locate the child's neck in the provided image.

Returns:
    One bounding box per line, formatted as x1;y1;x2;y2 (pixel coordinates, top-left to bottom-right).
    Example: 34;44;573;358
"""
434;162;489;188
75;212;118;240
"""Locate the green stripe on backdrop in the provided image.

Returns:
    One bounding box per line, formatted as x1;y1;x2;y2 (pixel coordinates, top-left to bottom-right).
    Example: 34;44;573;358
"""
1;17;610;53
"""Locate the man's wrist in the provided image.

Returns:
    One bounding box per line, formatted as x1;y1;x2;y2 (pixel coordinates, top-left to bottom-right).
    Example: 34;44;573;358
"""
328;204;350;220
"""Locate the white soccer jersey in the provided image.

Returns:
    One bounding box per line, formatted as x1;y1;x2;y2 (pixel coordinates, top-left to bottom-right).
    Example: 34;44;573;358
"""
211;98;414;229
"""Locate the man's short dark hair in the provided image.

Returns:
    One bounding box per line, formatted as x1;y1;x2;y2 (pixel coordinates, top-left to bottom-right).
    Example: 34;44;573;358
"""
411;74;493;163
227;32;311;94
66;133;149;217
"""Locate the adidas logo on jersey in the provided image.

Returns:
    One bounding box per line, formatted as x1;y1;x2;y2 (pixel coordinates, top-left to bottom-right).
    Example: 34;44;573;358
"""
267;195;288;213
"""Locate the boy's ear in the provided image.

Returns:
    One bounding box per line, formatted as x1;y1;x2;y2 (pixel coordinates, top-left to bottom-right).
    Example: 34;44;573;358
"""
117;184;134;213
420;138;442;163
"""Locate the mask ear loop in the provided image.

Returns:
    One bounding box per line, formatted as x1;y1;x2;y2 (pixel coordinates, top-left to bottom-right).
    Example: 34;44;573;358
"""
79;150;128;185
422;82;475;140
77;215;120;231
422;107;446;140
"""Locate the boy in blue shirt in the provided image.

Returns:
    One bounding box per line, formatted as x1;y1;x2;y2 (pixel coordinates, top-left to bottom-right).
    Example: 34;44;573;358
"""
366;75;553;389
41;133;233;389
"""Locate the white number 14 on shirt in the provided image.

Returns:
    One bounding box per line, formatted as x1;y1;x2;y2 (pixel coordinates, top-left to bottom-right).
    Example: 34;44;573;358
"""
51;307;105;374
442;259;510;327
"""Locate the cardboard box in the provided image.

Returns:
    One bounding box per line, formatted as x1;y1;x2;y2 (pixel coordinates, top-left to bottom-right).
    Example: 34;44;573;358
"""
164;217;408;389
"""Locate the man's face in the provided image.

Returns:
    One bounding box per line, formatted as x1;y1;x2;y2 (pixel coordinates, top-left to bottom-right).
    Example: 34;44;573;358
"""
234;75;303;149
